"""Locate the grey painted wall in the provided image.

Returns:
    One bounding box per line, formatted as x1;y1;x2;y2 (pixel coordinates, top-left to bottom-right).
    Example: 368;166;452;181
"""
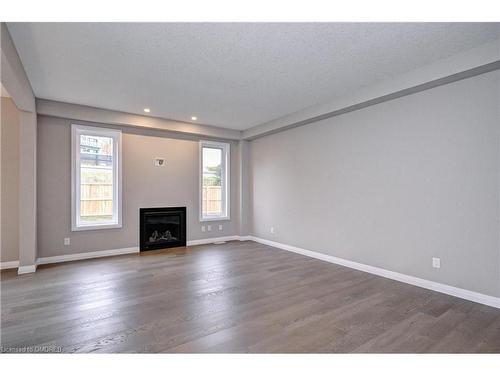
238;140;252;236
249;70;500;297
37;115;241;258
1;23;35;112
1;22;38;268
1;97;20;262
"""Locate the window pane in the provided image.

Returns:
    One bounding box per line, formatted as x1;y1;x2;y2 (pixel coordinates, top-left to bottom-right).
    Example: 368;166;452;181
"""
80;134;114;224
202;147;222;217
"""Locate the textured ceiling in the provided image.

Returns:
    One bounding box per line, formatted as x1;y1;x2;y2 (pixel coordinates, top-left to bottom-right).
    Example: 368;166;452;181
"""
7;23;500;130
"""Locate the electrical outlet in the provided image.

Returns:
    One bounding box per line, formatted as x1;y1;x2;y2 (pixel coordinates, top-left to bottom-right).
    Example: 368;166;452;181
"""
64;237;70;246
219;224;223;231
207;225;212;232
270;226;275;234
432;257;441;269
201;226;206;232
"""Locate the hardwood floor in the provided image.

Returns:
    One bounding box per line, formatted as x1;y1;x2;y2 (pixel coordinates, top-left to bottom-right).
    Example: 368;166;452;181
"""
1;240;500;353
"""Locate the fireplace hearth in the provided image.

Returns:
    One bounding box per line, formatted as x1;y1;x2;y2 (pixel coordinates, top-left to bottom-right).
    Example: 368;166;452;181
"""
140;207;186;251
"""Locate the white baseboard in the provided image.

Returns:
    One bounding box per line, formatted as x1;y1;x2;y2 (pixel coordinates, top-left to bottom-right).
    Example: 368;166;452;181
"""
0;260;19;270
37;247;139;265
17;264;37;274
34;237;242;267
247;236;500;309
187;236;240;246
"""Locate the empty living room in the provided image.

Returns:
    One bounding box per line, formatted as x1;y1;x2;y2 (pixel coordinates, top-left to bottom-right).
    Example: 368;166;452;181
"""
1;1;500;372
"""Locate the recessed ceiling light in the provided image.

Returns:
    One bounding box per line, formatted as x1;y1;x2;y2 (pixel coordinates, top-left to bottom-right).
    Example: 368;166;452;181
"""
191;116;197;121
143;108;150;113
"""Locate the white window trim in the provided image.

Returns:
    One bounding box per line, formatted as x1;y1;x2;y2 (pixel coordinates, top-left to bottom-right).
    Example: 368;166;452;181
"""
199;140;230;222
71;124;122;231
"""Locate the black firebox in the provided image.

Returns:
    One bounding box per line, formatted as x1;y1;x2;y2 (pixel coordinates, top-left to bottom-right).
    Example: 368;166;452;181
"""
140;207;186;251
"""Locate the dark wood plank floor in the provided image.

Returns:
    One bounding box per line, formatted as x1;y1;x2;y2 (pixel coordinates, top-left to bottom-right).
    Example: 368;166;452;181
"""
1;240;500;353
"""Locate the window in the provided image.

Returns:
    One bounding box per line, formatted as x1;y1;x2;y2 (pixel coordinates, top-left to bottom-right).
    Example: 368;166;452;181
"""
199;140;230;221
72;124;122;231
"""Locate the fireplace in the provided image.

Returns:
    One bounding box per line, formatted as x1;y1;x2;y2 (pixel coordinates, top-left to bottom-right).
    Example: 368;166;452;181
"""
140;207;186;251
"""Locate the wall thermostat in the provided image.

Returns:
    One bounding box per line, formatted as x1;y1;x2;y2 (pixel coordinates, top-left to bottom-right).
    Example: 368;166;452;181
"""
154;158;166;167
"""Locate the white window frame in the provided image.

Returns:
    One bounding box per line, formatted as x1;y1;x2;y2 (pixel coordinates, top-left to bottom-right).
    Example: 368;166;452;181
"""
199;140;230;222
71;124;122;231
